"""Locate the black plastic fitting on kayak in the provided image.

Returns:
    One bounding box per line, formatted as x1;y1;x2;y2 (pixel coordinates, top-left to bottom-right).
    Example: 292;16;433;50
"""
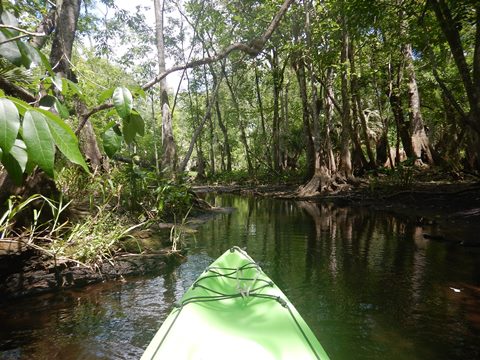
277;297;287;307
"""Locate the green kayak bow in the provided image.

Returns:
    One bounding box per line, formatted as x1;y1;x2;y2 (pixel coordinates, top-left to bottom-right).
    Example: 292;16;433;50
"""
142;246;330;359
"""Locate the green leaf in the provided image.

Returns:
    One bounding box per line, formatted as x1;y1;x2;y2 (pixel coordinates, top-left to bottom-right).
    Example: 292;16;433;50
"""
1;11;19;29
17;41;40;69
62;78;83;97
129;111;145;136
0;98;20;153
36;108;89;172
0;30;22;66
99;87;115;103
2;140;28;185
1;151;23;185
54;99;70;119
130;85;146;99
52;74;63;92
39;95;56;109
10;139;28;172
22;110;55;177
34;47;54;76
102;126;122;158
6;96;31;116
112;86;133;119
122;118;136;144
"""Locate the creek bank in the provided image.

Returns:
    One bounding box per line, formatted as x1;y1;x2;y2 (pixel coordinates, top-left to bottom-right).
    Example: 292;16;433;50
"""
193;180;480;246
0;249;183;301
0;206;230;301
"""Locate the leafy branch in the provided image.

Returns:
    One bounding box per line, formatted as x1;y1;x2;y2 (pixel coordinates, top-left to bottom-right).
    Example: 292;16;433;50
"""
75;0;295;133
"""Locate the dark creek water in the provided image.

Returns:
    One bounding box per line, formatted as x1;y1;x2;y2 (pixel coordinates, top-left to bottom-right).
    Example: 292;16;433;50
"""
1;194;480;359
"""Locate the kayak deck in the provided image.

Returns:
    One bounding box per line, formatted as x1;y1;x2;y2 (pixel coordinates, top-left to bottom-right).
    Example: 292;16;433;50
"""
142;246;330;359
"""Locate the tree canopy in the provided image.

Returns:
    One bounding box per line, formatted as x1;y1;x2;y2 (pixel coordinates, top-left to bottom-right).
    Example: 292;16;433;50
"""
0;0;479;195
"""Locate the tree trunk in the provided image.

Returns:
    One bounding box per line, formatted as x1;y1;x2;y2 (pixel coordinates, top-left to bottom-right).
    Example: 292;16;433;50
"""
349;39;375;168
222;68;253;174
293;57;315;180
178;74;222;173
49;0;104;170
388;56;413;162
254;64;271;167
404;43;433;165
324;68;337;173
430;0;480;170
215;99;232;172
154;0;177;174
339;18;353;180
268;48;284;172
203;65;215;175
49;0;81;81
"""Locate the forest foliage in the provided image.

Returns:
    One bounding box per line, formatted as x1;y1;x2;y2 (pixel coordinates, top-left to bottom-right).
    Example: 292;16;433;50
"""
0;0;479;259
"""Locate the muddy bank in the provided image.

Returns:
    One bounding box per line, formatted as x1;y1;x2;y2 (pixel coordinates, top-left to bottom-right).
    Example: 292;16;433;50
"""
0;249;184;301
0;205;233;301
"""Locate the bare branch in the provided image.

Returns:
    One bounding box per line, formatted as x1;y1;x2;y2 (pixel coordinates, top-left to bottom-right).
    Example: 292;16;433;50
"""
0;24;46;37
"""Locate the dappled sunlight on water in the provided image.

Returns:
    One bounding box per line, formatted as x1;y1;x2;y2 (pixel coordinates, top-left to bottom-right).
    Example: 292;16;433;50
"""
1;194;480;359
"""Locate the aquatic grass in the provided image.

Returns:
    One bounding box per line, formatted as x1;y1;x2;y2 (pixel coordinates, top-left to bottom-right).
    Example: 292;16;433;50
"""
0;192;144;267
170;206;193;252
64;206;145;265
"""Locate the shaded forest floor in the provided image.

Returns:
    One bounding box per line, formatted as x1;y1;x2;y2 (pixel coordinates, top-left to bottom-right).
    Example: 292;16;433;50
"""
194;169;480;246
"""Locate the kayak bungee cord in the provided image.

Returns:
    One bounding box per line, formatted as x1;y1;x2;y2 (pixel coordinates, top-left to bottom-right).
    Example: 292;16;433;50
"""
149;247;322;360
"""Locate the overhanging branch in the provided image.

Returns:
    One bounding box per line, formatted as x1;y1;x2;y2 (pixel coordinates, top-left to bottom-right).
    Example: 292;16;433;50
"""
75;0;295;133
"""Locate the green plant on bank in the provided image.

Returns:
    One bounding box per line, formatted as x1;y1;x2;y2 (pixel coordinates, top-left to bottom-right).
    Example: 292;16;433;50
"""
65;207;144;265
367;161;415;193
57;167;123;212
111;163;193;220
170;206;193;252
58;165;195;253
391;164;414;188
0;194;73;265
0;190;144;265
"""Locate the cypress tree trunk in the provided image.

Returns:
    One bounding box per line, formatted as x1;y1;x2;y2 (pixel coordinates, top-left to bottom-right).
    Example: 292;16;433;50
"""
404;43;434;165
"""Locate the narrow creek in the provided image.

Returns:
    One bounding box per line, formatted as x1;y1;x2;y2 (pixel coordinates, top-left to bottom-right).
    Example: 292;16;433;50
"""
1;194;480;359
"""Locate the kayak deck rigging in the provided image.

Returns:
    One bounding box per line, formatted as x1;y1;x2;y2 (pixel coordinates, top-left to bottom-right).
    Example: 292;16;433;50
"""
142;246;330;360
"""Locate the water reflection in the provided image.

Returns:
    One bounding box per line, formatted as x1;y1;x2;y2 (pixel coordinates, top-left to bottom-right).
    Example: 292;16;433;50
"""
1;194;480;359
196;195;480;359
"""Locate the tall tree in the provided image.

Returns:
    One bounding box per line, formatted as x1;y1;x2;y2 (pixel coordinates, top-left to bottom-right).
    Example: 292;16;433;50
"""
404;43;433;165
154;0;177;174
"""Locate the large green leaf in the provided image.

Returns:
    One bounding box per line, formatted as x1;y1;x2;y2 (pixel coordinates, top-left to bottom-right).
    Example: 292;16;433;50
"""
51;74;63;92
1;140;28;185
102;126;122;158
1;11;19;29
36;108;89;173
0;98;20;153
122;118;136;145
34;47;54;76
0;30;22;66
112;86;133;119
99;87;115;103
22;110;55;177
130;111;145;136
17;41;40;69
